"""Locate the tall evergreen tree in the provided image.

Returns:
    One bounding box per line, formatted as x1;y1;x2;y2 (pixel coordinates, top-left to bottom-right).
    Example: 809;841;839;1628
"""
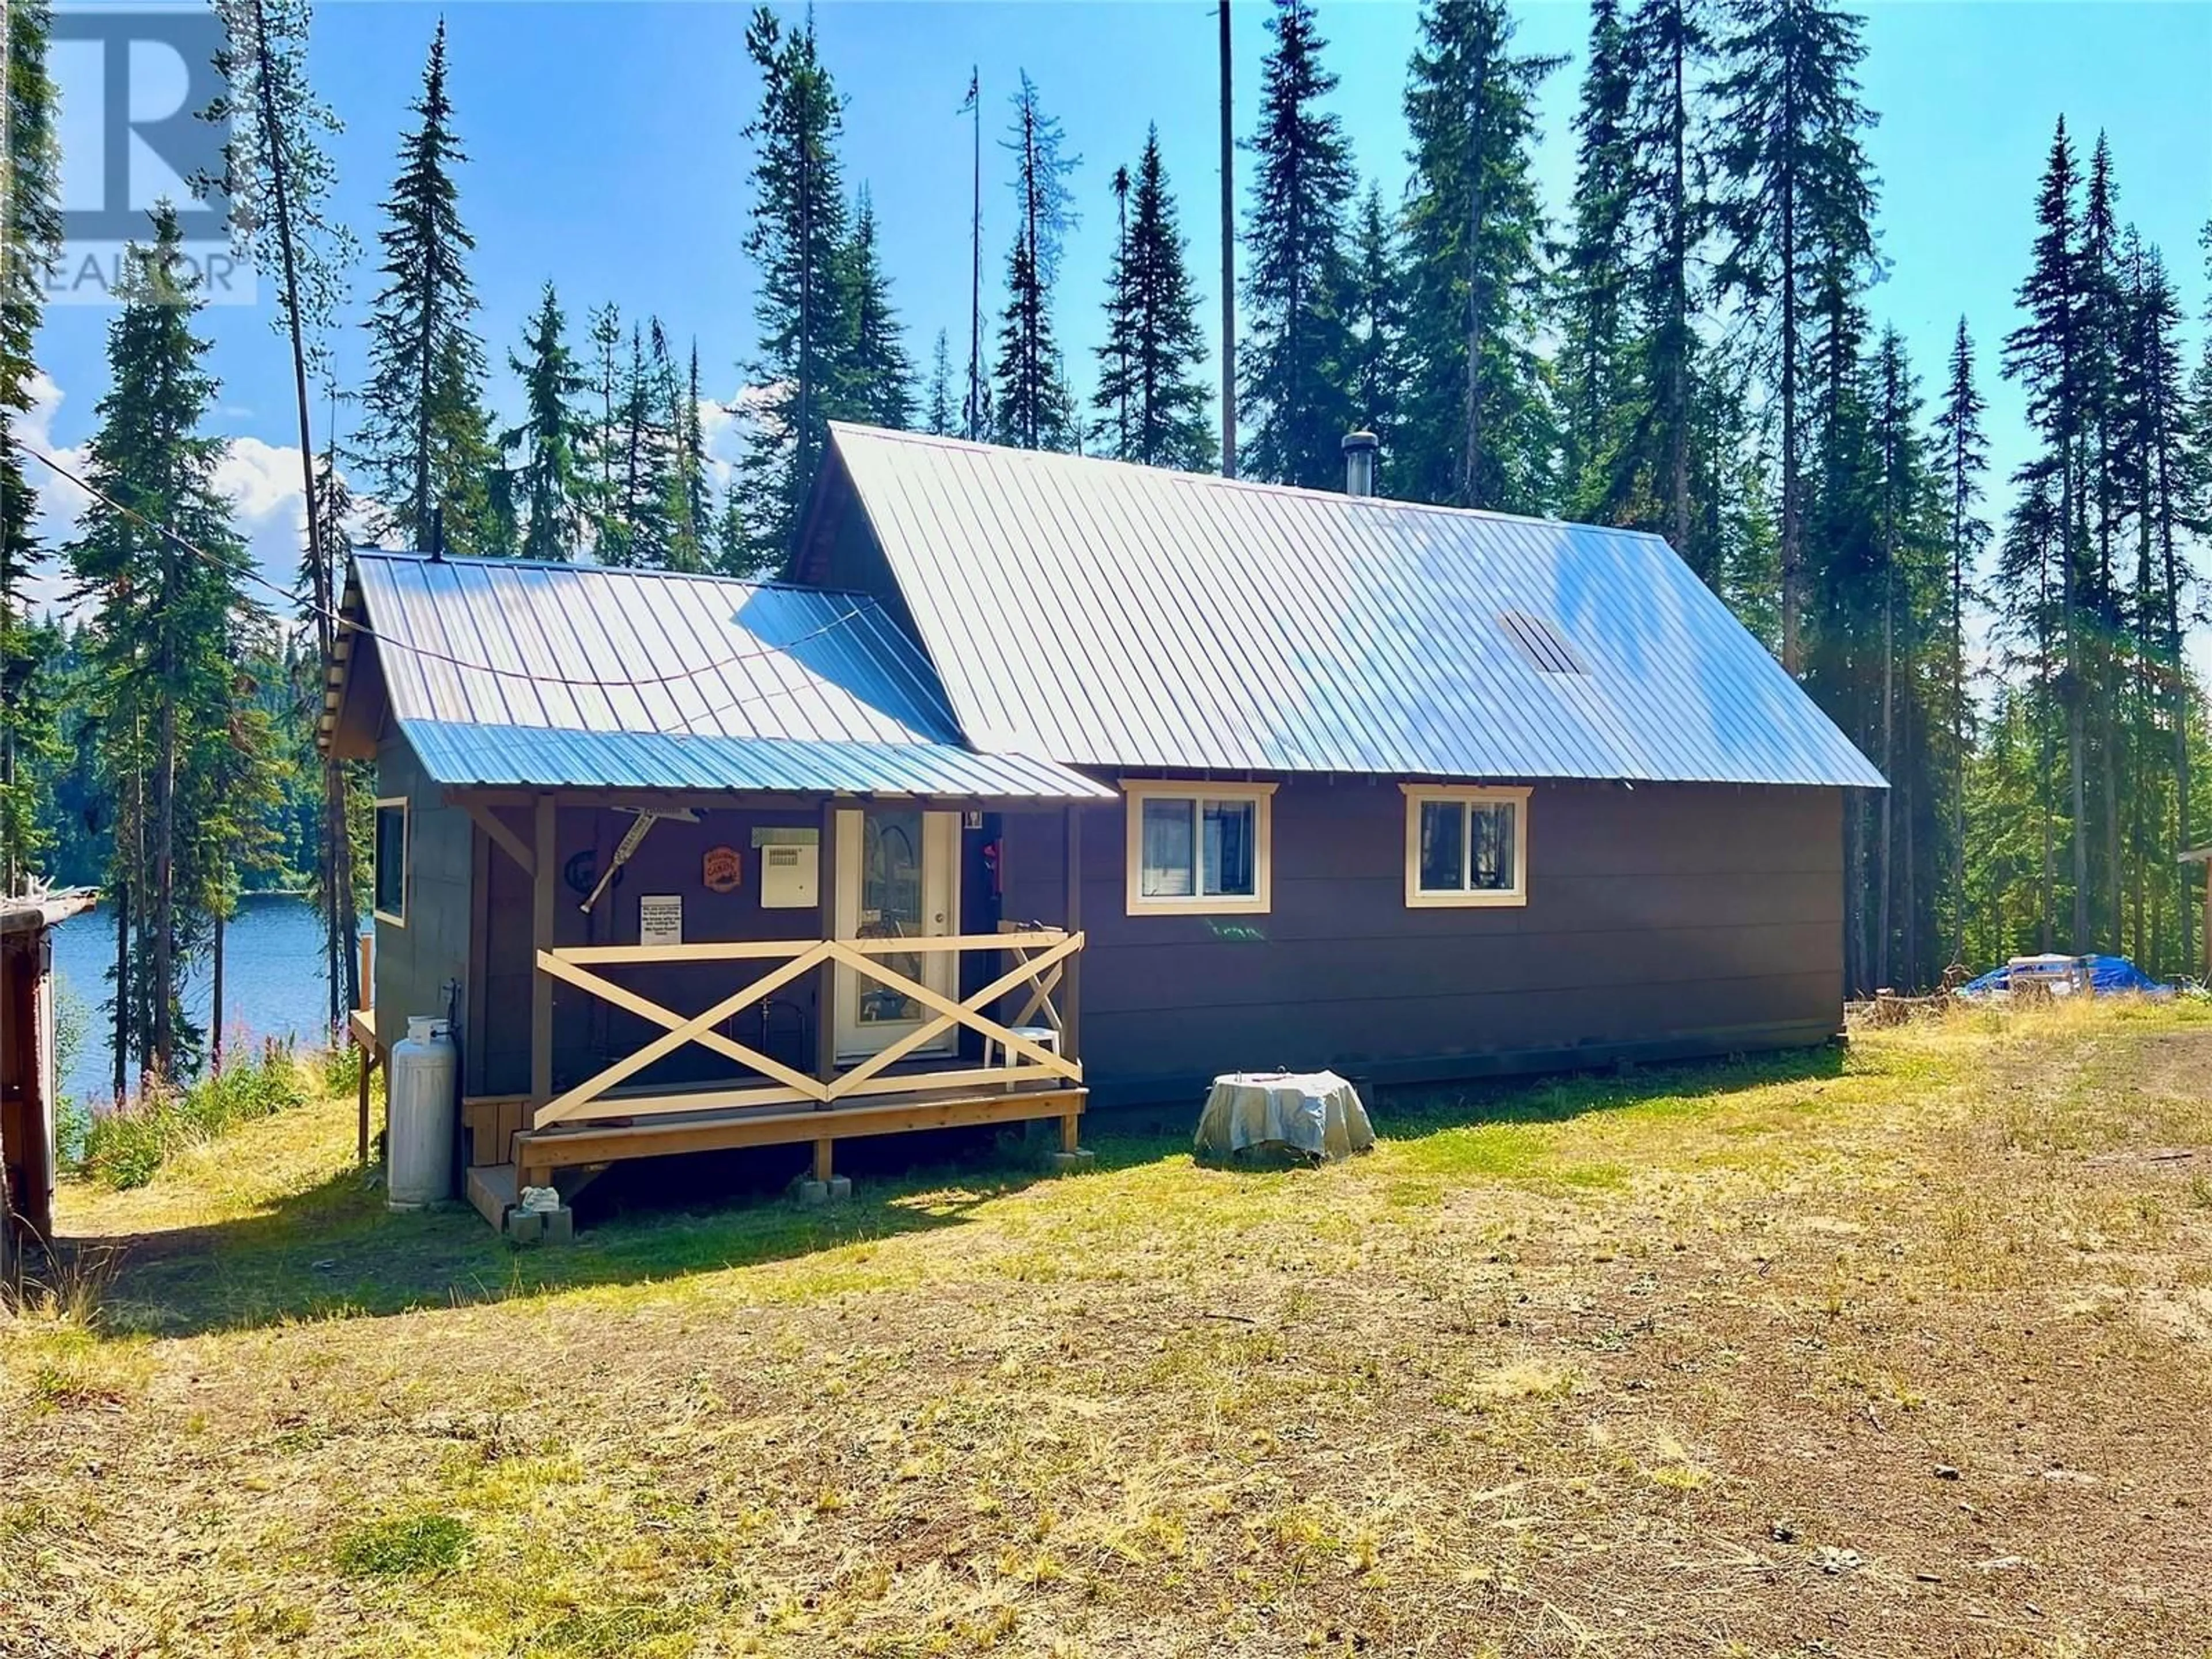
616;321;676;567
738;6;853;565
2117;232;2195;965
2004;118;2092;949
355;20;496;555
1399;0;1561;512
994;71;1081;450
1240;0;1356;489
666;340;711;572
1;0;62;889
1094;128;1216;471
582;301;627;558
506;282;586;562
1340;182;1406;472
1932;317;1988;962
1556;0;1637;514
1710;0;1878;675
1622;0;1713;567
206;0;361;1013
65;206;272;1079
840;188;916;430
926;329;957;435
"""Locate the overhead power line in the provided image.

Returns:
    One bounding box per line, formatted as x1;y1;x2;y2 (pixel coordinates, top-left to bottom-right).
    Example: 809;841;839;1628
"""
9;434;875;699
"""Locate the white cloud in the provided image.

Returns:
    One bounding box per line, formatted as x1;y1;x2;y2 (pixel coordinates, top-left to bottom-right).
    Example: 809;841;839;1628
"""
16;372;331;629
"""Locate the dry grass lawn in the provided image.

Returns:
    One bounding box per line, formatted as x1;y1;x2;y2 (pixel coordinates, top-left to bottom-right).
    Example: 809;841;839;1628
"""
5;999;2211;1658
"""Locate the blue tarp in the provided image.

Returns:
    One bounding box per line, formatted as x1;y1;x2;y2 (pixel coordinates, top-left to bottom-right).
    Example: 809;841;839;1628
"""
1957;955;2173;999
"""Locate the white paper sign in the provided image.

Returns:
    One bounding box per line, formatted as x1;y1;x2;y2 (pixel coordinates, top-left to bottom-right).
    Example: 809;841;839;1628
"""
639;894;683;948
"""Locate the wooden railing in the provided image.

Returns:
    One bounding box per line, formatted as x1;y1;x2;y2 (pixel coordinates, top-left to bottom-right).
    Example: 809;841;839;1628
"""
532;929;1083;1128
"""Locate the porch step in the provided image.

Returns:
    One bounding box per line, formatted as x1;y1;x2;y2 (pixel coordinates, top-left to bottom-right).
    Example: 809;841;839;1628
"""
466;1162;517;1230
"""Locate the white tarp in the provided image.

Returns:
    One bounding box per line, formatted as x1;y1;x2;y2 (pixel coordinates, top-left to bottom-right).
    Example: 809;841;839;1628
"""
1195;1070;1376;1162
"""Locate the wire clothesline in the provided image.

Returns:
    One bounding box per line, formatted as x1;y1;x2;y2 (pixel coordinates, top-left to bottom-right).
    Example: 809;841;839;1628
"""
8;435;877;704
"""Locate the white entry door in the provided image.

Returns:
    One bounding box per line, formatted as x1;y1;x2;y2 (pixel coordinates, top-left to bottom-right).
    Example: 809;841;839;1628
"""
834;806;962;1060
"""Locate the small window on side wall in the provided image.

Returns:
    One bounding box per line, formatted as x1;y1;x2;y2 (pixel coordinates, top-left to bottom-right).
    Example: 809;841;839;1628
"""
373;798;408;926
1403;785;1529;907
1123;782;1275;915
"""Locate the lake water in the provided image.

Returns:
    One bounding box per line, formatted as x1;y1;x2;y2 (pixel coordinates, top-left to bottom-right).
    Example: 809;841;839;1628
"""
48;894;352;1106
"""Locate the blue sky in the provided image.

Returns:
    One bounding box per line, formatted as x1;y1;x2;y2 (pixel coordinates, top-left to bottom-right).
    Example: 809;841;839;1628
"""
24;0;2212;637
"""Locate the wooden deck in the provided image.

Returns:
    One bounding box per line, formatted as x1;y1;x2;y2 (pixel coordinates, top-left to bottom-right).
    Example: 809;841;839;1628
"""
454;1081;1086;1232
510;1081;1086;1188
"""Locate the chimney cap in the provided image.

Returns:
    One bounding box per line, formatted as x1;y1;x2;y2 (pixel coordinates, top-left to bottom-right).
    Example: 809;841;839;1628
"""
1341;429;1379;454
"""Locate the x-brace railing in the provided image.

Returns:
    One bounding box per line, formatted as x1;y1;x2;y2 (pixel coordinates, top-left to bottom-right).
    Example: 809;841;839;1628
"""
532;930;1083;1127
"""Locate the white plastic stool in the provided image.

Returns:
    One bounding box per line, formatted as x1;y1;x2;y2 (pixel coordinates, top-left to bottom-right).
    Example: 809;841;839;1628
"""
986;1024;1060;1069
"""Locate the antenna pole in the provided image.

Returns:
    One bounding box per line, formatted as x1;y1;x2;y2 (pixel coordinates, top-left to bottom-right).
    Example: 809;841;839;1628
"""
1218;0;1237;479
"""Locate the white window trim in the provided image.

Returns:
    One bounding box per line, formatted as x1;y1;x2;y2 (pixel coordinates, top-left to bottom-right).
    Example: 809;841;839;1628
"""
1401;784;1531;908
1122;781;1277;916
373;796;409;928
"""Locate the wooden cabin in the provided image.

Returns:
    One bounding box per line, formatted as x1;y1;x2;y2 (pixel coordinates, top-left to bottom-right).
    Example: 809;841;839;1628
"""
2;887;97;1274
324;425;1881;1230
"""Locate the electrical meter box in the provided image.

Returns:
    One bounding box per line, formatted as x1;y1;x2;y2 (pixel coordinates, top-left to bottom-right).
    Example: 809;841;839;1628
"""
753;828;820;908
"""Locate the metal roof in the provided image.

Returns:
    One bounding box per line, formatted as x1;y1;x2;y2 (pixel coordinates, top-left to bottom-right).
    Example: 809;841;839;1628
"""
340;552;1111;801
827;424;1887;789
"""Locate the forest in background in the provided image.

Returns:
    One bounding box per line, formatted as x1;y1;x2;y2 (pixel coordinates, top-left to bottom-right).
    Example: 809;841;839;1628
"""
2;0;2210;1091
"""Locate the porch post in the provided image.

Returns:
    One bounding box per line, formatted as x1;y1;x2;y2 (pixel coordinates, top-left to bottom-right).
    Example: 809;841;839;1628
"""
1061;803;1082;1065
815;800;840;1095
531;792;556;1120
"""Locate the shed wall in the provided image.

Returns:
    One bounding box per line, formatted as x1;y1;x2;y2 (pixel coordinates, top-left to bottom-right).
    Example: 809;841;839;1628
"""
373;734;473;1052
1001;777;1844;1107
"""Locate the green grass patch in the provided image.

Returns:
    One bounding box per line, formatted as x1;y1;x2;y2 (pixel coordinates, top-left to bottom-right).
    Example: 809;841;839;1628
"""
332;1510;472;1578
78;1045;326;1190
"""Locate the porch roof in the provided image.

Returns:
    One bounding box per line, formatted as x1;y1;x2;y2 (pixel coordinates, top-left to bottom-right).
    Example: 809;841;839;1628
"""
328;552;1111;802
402;720;1112;800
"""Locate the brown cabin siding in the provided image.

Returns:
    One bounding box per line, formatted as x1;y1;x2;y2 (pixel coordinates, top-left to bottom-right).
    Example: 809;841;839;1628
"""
1002;776;1843;1107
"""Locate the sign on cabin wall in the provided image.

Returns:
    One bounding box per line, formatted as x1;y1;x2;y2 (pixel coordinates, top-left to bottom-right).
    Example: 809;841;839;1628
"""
702;846;743;893
639;894;683;948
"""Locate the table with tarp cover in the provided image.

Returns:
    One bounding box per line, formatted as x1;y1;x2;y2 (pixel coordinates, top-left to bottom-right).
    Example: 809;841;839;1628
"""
1195;1070;1375;1162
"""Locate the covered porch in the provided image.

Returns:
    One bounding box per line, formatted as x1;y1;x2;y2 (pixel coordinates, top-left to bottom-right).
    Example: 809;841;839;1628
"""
449;786;1094;1233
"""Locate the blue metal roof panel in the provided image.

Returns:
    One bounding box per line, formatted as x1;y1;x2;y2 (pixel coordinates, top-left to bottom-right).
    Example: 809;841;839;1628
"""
828;423;1885;789
351;553;1109;800
397;719;1114;799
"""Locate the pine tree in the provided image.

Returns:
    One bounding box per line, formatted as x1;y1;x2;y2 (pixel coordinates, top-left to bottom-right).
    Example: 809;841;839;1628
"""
1240;0;1355;489
617;321;676;567
2004;118;2092;949
65;206;271;1079
925;329;957;435
505;282;586;562
1094;128;1216;471
206;0;362;1010
665;341;711;572
1;0;62;889
355;21;496;555
579;302;626;559
1399;0;1562;512
1710;0;1878;675
1340;183;1406;472
994;71;1082;450
1622;0;1713;567
2116;233;2194;965
1103;163;1132;457
840;188;916;430
1932;317;1988;963
1556;0;1637;513
738;6;854;566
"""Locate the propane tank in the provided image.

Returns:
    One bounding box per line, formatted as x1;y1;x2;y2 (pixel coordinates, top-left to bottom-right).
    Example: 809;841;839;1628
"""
386;1015;458;1210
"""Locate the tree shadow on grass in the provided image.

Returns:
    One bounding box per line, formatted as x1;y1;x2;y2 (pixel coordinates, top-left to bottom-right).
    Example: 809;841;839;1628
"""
56;1043;1852;1336
56;1125;1067;1339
